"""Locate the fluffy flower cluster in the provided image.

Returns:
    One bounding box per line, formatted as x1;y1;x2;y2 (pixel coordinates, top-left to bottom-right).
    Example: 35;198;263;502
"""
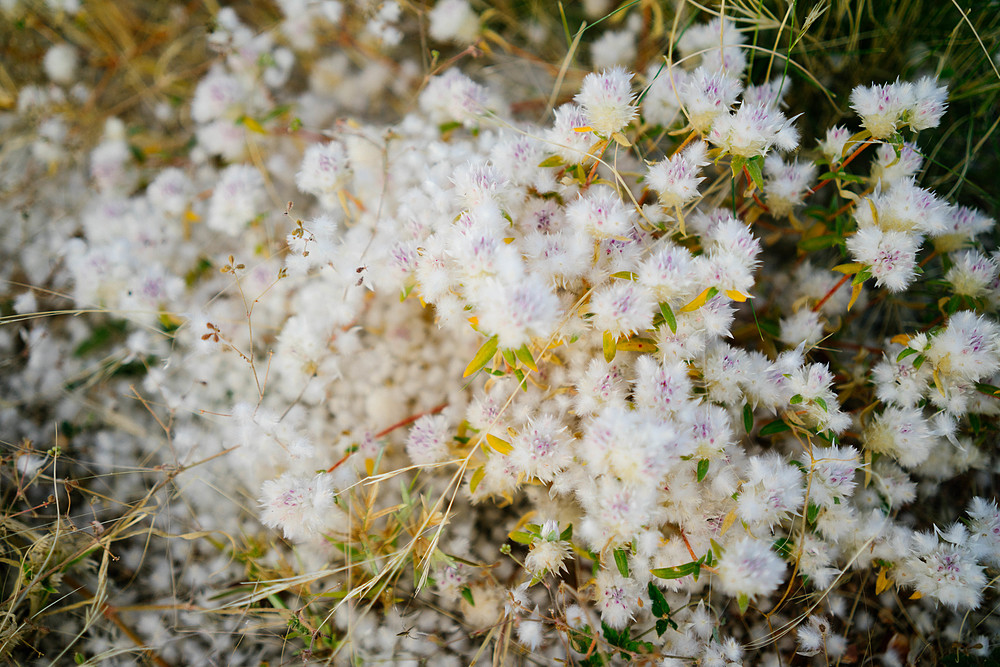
6;4;998;665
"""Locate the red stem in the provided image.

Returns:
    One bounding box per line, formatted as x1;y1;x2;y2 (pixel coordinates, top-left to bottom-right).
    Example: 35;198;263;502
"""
812;273;850;312
809;139;874;196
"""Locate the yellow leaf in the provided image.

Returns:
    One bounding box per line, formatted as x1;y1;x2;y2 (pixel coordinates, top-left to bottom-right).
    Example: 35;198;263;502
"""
573;126;594;133
847;283;863;311
909;590;923;600
725;290;750;302
932;368;946;397
184;208;201;222
486;433;513;456
603;330;617;363
832;262;864;274
503;237;515;244
467;316;479;328
241;116;267;134
890;334;911;346
611;131;631;147
679;286;715;313
365;458;375;476
875;567;891;595
720;510;737;535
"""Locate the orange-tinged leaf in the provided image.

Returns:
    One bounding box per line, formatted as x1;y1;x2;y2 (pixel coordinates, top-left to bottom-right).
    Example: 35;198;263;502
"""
890;334;911;346
725;289;750;302
467;316;479;328
679;286;716;313
573;126;594;133
875;567;891;595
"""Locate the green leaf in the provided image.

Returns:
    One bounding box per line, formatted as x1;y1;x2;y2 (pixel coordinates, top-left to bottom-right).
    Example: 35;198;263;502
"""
729;154;746;179
560;524;573;541
610;271;637;280
613;548;630;578
797;234;844;252
460;585;475;606
789;394;803;405
463;335;499;378
814;396;828;412
509;531;533;545
647;581;669;618
737;593;750;614
807;503;820;524
651;561;701;580
913;354;926;370
742;403;753;434
975;383;1000;398
538;155;565;168
659;302;677;334
744;155;765;190
896;348;919;362
514;368;527;390
501;348;517;367
759;419;790;436
697;458;710;482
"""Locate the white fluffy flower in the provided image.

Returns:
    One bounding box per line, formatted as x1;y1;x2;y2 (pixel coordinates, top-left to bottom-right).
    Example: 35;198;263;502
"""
646;141;709;208
715;536;786;603
845;226;920;293
850;80;914;139
708;102;799;158
259;472;344;542
574;66;638;136
428;0;479;44
590;281;655;338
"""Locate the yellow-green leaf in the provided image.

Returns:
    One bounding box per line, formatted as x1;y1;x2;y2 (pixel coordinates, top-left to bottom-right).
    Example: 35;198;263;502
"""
617;337;658;353
463;335;499;378
603;330;617;363
832;262;864;274
515;344;538;372
469;466;485;494
537;155;565;168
